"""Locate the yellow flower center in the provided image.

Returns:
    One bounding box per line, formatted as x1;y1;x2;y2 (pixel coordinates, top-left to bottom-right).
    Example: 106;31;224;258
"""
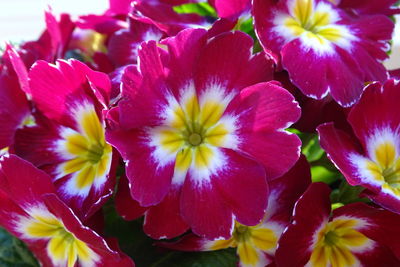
188;132;202;146
20;209;98;267
57;105;112;193
276;0;351;50
308;218;372;267
366;141;400;189
150;85;237;182
207;221;281;267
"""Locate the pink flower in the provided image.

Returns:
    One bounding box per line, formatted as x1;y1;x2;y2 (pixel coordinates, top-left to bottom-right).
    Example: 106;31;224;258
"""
318;79;400;214
253;0;394;107
0;155;133;267
106;28;301;239
157;156;311;267
14;59;115;219
276;182;400;266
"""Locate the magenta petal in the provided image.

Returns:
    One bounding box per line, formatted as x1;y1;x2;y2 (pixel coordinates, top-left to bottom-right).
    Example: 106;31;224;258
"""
132;1;206;36
115;174;147;221
6;45;30;95
239;131;301;180
14;115;61;167
267;155;311;222
228;81;300;132
339;0;399;15
118;46;169;129
108;19;163;67
180;175;232;239
144;186;189;239
156;233;205;251
317;123;364;186
107;0;132;15
0;155;56;207
163;28;207;93
0;73;30;149
213;0;251;19
106;128;174;206
275;183;332;267
214;149;267;226
45;8;62;58
348;80;400;146
282;39;365;107
195;31;272;94
29;59;110;124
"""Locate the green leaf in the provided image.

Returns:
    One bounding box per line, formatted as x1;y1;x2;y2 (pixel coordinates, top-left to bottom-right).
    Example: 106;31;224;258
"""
173;3;217;17
330;180;369;205
311;165;339;184
0;227;39;267
301;134;325;163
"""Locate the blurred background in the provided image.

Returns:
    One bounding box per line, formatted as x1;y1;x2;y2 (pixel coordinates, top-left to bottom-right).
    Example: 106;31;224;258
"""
0;0;399;69
0;0;107;43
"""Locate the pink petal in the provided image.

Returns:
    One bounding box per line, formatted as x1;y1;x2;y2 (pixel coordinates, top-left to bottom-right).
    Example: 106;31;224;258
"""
214;149;268;226
115;174;148;221
106;128;174;206
180;174;232;239
227;81;300;132
239;131;301;180
144;186;189;239
195;31;273;95
267;155;311;222
0;155;56;207
348;80;400;147
213;0;251;19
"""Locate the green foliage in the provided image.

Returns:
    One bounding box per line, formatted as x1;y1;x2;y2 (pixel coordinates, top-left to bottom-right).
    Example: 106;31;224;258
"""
330;180;369;205
300;133;325;163
0;228;38;267
173;3;217;17
311;165;339;184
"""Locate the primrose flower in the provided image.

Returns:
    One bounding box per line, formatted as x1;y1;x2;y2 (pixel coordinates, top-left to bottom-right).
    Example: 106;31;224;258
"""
107;28;301;239
14;59;114;219
158;156;311;267
253;0;394;107
0;155;133;267
318;79;400;214
276;182;400;266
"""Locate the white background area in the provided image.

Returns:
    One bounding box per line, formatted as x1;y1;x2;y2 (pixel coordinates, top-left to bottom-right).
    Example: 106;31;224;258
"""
0;0;108;43
0;0;399;69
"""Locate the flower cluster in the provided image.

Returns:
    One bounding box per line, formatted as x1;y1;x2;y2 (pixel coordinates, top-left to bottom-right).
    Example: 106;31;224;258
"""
1;0;400;266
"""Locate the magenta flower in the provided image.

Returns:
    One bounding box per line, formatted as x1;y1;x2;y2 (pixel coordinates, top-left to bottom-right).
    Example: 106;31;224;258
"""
106;28;301;239
0;155;133;267
157;155;311;267
14;59;115;219
276;182;400;266
253;0;394;107
318;79;400;214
